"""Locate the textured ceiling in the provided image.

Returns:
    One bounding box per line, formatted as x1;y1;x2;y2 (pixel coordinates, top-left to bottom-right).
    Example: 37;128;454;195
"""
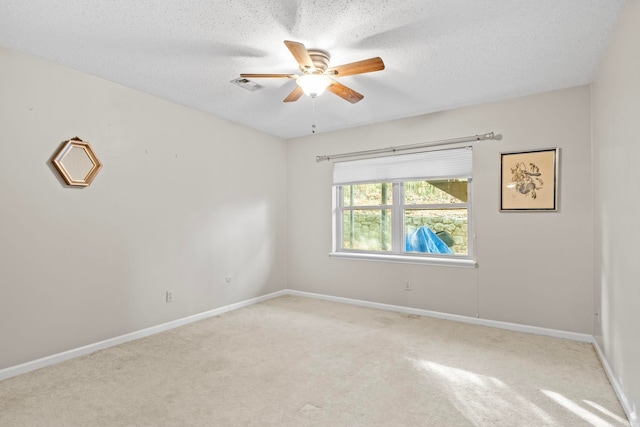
0;1;626;139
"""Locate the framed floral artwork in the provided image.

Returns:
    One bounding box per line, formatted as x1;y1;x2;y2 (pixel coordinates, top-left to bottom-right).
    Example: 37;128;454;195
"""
500;148;559;212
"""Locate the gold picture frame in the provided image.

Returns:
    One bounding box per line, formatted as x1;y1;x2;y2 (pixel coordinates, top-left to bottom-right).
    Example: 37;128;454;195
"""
500;148;559;212
52;137;102;187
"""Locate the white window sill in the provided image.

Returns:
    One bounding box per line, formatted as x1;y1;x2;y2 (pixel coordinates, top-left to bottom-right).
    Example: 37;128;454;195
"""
329;252;477;268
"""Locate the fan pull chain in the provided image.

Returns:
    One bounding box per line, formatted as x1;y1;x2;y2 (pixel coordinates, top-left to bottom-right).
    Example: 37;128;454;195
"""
311;97;317;134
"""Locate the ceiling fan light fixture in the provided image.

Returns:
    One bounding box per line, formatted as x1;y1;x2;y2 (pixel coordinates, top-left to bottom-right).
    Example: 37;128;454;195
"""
296;74;331;98
240;40;383;103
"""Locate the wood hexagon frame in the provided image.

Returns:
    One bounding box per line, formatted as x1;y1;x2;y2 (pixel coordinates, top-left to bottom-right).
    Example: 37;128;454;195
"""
52;137;102;187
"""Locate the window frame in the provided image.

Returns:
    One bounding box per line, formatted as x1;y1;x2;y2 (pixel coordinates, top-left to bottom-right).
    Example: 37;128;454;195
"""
337;183;395;253
332;178;476;268
401;179;473;258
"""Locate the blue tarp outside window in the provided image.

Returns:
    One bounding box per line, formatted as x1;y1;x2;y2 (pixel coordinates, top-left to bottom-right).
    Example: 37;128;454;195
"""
405;226;453;254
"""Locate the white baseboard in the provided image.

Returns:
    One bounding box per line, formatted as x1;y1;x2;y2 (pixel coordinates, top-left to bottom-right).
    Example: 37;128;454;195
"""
0;290;287;381
228;289;288;311
1;287;634;427
593;339;638;427
286;289;593;342
1;288;589;383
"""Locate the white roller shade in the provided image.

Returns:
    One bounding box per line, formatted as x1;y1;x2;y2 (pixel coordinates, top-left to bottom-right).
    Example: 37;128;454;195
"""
333;146;472;185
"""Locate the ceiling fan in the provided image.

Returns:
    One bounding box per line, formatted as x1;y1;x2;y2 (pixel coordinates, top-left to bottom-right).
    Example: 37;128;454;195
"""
240;40;385;104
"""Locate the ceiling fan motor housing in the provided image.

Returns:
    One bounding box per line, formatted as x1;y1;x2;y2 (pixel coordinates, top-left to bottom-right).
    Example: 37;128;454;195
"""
305;50;330;74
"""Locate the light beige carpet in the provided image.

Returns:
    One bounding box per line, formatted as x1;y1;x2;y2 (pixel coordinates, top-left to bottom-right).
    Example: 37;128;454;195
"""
0;295;629;426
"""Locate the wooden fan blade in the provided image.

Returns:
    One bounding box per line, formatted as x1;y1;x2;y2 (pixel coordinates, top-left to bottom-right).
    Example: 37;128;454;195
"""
240;73;297;79
284;40;315;72
327;81;364;104
326;57;385;77
283;85;304;102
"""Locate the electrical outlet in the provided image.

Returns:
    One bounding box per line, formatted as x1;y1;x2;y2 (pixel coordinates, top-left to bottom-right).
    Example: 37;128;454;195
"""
166;290;174;303
404;280;411;291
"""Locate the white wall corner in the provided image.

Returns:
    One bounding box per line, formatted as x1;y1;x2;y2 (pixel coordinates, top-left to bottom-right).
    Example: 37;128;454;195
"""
593;340;638;427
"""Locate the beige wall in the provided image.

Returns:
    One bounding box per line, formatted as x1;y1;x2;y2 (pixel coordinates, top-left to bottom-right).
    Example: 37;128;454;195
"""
287;86;593;333
0;47;288;369
592;0;640;423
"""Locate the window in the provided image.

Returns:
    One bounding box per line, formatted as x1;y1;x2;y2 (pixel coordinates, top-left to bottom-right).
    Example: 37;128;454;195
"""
332;146;474;266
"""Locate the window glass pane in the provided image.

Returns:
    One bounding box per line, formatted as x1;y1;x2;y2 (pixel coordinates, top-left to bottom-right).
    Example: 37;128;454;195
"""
405;179;468;204
343;209;392;251
343;183;392;207
405;209;468;255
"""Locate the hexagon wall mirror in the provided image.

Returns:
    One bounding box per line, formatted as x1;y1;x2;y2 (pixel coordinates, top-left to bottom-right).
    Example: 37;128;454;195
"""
52;137;102;187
